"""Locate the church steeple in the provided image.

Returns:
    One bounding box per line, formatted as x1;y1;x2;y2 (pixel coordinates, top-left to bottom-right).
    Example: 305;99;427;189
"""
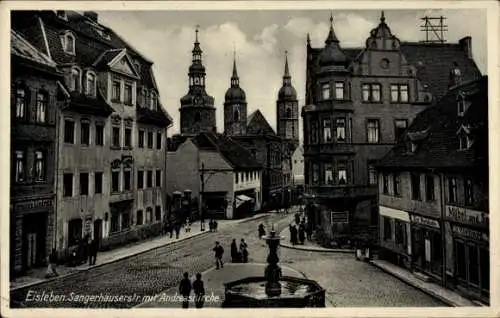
224;48;247;136
282;50;292;87
325;11;339;45
231;48;239;87
277;50;299;153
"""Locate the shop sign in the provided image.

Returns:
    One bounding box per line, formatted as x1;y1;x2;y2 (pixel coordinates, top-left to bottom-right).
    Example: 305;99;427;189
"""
446;205;488;228
14;199;53;212
452;225;488;242
411;215;440;229
330;211;348;224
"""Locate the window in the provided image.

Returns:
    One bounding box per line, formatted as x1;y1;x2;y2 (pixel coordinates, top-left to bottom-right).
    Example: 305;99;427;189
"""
411;173;421;200
383;217;392;241
325;164;333;185
285;107;292;119
112;126;120;148
312;164;319;184
368;163;377;185
34;151;45;181
425;174;435;201
124;83;133;105
151;92;158;111
235;173;239;184
111;170;120;193
14;150;25;182
367;119;380;144
80;173;89;195
321;83;330;100
459;133;469;150
336;118;346;142
155;206;162;221
136;210;144;225
64;120;75;144
147;170;153;188
146;207;153;224
124;128;132;148
64;33;75;54
156;132;162;150
310;122;318;144
122;211;130;230
394;220;407;249
362;83;381;102
63;173;73;197
35;92;47;123
322;119;332;142
15;87;26;119
393;173;401;196
94;172;103;194
112;80;121;101
390;84;409;102
138;130;145;148
338;161;347;185
95;124;104;146
86;72;96;96
147;131;154;149
81;120;90;145
71;68;80;92
137;170;144;189
123;169;131;191
464;178;474;206
334;82;344;100
394;119;408;140
448;177;457;203
233;108;240;121
68;219;82;247
155;170;161;187
382;173;389;194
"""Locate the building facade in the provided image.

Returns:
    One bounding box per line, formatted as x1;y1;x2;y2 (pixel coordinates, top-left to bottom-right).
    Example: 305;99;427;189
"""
377;77;488;303
301;12;481;244
12;10;172;257
10;30;66;276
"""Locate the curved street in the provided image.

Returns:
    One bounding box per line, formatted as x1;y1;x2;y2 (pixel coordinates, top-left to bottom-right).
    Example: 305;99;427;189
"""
10;213;446;308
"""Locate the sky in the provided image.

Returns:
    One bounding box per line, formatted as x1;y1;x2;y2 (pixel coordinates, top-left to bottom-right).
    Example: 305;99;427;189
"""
97;9;487;137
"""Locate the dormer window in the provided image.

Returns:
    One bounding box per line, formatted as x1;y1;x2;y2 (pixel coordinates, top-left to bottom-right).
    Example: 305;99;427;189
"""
70;67;81;92
61;31;76;55
85;71;96;96
150;91;158;111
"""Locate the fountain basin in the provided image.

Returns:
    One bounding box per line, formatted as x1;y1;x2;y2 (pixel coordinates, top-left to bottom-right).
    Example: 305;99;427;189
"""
223;276;325;307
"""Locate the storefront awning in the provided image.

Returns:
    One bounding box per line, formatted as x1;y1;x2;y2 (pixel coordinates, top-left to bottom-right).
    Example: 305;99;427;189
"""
235;194;254;208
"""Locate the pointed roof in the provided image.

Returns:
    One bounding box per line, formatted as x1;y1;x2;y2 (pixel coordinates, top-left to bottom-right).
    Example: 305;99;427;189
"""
246;110;276;136
319;12;347;67
225;49;246;102
325;12;339;45
284;51;290;78
278;50;297;100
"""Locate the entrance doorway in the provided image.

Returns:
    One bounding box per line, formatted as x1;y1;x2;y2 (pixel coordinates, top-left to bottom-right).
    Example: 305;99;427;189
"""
94;219;103;249
22;213;47;270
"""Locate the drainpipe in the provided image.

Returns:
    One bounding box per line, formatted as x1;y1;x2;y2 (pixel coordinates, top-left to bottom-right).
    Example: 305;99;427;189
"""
438;170;447;287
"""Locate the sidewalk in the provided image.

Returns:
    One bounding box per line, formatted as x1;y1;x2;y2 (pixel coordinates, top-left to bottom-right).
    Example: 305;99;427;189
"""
10;214;269;291
369;258;481;307
279;216;355;253
136;262;306;308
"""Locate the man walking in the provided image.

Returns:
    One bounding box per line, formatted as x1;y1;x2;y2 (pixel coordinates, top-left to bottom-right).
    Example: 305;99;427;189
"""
88;238;98;265
45;248;59;278
213;241;224;269
179;272;192;308
240;239;249;263
193;272;205;308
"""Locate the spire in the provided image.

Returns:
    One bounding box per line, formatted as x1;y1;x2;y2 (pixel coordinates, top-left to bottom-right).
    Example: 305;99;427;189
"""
192;25;202;61
282;50;291;86
380;10;386;24
231;47;239;87
195;24;199;43
325;11;339;45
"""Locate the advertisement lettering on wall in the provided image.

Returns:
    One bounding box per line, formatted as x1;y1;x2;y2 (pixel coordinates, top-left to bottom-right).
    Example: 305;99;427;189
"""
446;205;488;228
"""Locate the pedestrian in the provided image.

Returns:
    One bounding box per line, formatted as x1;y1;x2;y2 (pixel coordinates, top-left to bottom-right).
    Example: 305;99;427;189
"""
193;272;205;308
213;219;218;232
209;219;214;232
306;222;313;241
213;241;224;269
291;224;298;245
88;237;98;266
175;221;181;239
185;217;191;233
45;248;59;278
231;239;238;263
179;272;192;308
295;213;301;225
240;239;249;263
168;220;174;238
258;223;266;239
289;224;293;244
298;222;306;245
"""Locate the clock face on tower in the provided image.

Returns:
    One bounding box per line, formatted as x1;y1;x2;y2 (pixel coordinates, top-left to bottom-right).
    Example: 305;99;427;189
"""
194;96;202;105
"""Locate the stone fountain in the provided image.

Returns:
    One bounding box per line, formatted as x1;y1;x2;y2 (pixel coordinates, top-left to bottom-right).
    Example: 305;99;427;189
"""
222;225;325;307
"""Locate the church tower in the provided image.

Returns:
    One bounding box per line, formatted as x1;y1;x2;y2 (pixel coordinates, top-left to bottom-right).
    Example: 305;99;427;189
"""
277;51;299;153
180;26;216;136
224;51;247;136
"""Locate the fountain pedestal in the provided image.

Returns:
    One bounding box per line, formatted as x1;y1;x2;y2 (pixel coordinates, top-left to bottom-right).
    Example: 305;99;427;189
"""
223;227;326;307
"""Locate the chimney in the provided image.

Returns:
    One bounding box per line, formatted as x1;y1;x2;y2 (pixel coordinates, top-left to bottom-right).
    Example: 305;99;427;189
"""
83;11;98;23
459;36;472;59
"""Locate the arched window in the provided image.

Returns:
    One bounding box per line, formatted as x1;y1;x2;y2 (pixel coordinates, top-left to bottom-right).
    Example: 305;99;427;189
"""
14;84;27;119
233;108;240;122
286;107;292;118
36;91;48;123
71;67;81;92
63;32;75;55
85;71;96;96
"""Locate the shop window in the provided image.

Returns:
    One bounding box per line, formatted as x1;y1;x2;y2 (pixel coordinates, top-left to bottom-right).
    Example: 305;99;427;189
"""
123;169;131;191
147;131;154;149
64;120;75;144
94;172;103;194
95;123;104;146
63;173;73;197
138;130;145;148
393;173;401;196
35;91;48;123
425;174;435;201
137;210;144;225
455;239;466;281
147;170;153;188
68;219;82;247
383;217;392;241
81;120;90;145
367;119;380;144
34;151;46;182
137;170;144;189
395;220;407;249
80;172;89;195
382;173;389;194
335;118;346;142
322;119;332;142
112;126;120;148
464;178;474;206
111;169;120;193
411;173;421;200
324;163;333;185
156;169;161;187
448;177;457;203
155;206;162;221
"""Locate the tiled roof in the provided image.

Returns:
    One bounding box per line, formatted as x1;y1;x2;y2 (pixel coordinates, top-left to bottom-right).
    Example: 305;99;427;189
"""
377;76;488;169
193;132;262;170
310;41;481;100
92;49;123;70
136;106;172;127
246;110;276;136
65;88;114;117
11;30;56;69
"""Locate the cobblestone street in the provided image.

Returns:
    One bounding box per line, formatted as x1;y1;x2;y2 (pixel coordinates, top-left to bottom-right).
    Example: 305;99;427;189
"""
10;213;446;308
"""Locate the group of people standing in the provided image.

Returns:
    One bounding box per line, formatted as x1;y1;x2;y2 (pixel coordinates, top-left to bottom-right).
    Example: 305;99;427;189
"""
230;239;249;263
179;272;205;308
289;212;312;245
